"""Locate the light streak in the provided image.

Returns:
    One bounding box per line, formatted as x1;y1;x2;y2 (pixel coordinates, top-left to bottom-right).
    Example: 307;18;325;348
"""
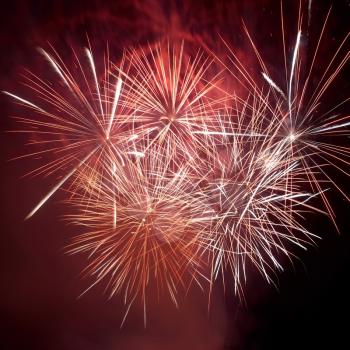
25;146;99;220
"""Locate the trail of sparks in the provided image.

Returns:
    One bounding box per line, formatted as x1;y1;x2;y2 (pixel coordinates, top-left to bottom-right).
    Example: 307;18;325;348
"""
25;146;99;219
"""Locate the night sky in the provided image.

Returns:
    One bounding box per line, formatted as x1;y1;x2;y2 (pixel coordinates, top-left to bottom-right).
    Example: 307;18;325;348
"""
1;1;350;349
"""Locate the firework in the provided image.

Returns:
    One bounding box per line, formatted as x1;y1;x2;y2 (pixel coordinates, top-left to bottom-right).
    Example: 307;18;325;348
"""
199;102;321;295
112;42;226;163
4;44;134;218
4;1;349;324
195;2;350;292
66;148;211;325
219;3;350;227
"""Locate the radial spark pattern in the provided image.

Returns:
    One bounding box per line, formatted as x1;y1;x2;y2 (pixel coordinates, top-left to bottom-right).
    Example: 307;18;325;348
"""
4;4;349;323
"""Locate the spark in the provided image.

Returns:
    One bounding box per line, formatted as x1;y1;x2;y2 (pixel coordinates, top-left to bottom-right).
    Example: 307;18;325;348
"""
262;72;286;99
107;78;123;140
288;30;301;121
25;146;99;220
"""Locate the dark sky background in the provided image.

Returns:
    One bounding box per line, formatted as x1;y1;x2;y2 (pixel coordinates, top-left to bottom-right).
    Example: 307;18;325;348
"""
1;0;350;349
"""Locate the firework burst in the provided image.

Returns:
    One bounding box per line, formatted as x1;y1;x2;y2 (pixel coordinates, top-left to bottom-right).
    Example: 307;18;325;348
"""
66;147;211;325
200;102;321;295
4;1;349;325
219;3;350;227
4;44;135;218
113;42;226;163
193;2;350;293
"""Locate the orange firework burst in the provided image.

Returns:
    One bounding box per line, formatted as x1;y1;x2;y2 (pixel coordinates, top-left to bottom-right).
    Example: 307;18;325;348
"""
66;147;211;325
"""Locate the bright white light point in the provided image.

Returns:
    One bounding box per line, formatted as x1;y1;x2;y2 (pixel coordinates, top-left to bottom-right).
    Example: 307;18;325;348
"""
289;133;296;142
129;134;138;141
127;151;145;157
